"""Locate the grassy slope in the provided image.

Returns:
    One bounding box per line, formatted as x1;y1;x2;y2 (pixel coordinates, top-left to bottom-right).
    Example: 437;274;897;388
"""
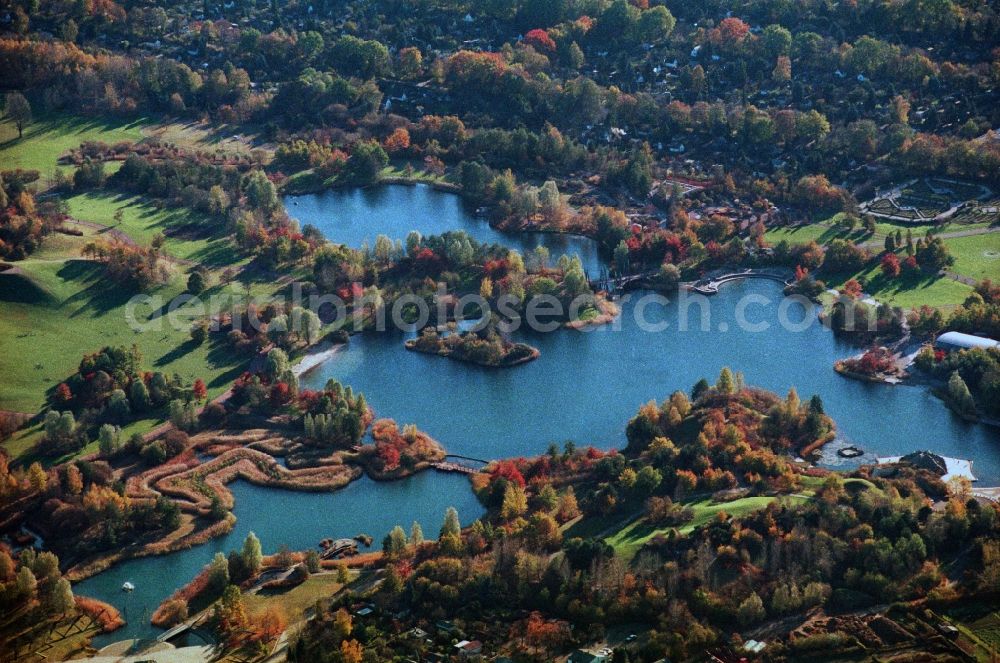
766;212;996;308
823;260;974;310
243;572;352;622
604;494;810;562
0;116;270;466
0;260;244;409
64;191;245;267
0;115;145;176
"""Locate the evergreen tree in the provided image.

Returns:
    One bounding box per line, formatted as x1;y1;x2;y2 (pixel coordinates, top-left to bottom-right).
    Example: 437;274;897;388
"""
691;378;711;401
305;550;321;574
738;592;766;626
440;507;461;538
47;578;74;615
241;532;263;577
98;424;121;457
15;566;37;599
947;371;977;416
383;525;407;558
501;484;528;520
130;380;151;412
410;521;423;546
209;552;230;593
717;367;736;395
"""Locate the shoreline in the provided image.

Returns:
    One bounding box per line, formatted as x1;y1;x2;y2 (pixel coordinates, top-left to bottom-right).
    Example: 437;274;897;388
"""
292;341;346;377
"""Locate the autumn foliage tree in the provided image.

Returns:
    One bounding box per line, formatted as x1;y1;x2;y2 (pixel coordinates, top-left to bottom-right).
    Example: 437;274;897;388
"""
881;252;901;278
382;127;410;154
525;29;556;53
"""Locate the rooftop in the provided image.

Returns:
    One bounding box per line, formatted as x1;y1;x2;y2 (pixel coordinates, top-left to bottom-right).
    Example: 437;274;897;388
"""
935;331;999;351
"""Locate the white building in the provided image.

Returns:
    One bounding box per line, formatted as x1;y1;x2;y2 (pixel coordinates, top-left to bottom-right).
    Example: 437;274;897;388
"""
935;331;999;352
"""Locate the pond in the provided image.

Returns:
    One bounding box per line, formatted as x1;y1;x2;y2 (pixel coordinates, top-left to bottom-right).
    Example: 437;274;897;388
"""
285;184;604;276
73;473;484;645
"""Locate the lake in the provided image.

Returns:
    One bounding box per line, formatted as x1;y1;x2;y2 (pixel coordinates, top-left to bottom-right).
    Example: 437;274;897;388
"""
294;185;1000;483
74;183;1000;644
285;184;604;276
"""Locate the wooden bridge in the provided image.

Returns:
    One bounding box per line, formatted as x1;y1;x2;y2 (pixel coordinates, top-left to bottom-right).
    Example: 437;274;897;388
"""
432;456;489;475
431;462;479;475
973;486;1000;503
157;616;199;642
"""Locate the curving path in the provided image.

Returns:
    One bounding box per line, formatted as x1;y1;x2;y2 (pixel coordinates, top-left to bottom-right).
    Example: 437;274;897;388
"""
686;269;792;295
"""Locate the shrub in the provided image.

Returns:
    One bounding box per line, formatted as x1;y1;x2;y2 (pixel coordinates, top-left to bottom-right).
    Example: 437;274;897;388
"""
162;429;190;458
141;441;167;466
187;270;207;294
200;402;227;427
155;598;189;627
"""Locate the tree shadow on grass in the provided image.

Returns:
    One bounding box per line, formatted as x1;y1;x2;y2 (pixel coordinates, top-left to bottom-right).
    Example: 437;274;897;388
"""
206;341;249;389
186;240;243;269
866;270;947;301
610;519;668;551
59;261;142;318
45;114;148;138
816;226;873;244
0;271;55;305
154;338;201;367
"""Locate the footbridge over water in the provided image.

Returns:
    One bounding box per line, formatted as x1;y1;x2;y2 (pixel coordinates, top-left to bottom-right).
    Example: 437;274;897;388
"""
432;455;490;475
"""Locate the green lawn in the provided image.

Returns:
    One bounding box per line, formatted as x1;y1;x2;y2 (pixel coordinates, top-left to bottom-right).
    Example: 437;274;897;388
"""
942;603;1000;662
603;495;809;562
3;418;159;468
380;160;451;184
824;259;974;310
767;218;994;253
64;192;244;267
142;121;261;156
764;220;868;246
244;572;352;621
0;259;245;417
0;115;146;176
960;611;1000;653
0;113;281;465
946;233;1000;283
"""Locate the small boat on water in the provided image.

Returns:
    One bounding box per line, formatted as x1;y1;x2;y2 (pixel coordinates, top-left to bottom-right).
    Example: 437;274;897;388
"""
121;581;135;592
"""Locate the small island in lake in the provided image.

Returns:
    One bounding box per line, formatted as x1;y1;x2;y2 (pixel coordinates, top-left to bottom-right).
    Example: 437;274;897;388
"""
405;325;540;368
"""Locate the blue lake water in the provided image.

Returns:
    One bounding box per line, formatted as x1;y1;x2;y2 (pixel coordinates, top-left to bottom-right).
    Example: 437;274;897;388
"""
286;184;604;275
293;185;1000;482
301;281;1000;479
74;183;1000;644
74;473;483;645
